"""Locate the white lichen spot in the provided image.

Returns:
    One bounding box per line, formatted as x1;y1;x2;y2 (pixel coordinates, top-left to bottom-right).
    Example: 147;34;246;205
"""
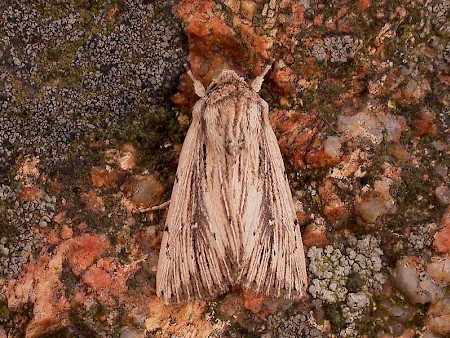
307;235;386;306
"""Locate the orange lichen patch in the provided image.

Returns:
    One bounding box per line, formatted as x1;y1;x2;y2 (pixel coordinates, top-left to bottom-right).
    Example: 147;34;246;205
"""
106;3;121;22
270;109;319;169
272;67;297;96
239;288;294;318
15;155;40;184
45;228;61;245
318;179;349;224
174;0;273;107
434;224;450;253
305;147;341;169
302;222;328;248
91;165;123;188
335;8;352;33
176;0;214;21
242;289;265;314
19;185;45;202
53;211;67;224
82;257;140;298
185;14;229;44
323;198;349;224
358;0;370;12
181;6;245;72
145;298;214;337
60;225;73;240
313;13;324;26
437;72;450;85
7;251;69;337
291;3;306;29
433;207;450;253
413;119;437;137
5;234;125;338
80;189;105;213
232;18;273;61
329;149;366;179
389;144;410;163
67;234;111;276
82;261;113;291
7;261;37;310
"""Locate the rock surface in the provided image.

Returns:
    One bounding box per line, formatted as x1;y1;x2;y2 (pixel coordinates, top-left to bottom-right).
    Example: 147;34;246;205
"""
1;0;449;337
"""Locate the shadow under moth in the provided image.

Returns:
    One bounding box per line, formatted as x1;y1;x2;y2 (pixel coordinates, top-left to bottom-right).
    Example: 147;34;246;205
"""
156;66;307;304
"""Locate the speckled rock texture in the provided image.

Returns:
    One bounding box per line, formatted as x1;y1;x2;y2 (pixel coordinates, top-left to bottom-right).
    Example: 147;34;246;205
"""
0;0;449;337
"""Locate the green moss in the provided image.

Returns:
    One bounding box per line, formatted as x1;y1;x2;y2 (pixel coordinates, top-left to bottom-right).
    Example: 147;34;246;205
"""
384;164;437;234
47;40;84;68
353;298;382;335
0;304;10;317
325;303;346;332
28;1;68;19
60;262;81;297
346;272;364;293
409;303;428;329
109;106;185;178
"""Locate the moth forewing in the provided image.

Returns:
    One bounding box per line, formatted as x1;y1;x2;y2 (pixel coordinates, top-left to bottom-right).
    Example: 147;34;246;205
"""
156;68;307;304
236;97;307;300
156;100;237;304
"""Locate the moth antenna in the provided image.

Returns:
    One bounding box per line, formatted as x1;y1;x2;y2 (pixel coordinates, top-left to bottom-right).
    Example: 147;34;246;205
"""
184;64;206;97
250;65;272;92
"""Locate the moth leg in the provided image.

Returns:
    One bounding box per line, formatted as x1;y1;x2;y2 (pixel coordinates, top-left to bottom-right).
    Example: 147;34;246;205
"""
137;200;170;213
250;65;271;92
184;64;206;97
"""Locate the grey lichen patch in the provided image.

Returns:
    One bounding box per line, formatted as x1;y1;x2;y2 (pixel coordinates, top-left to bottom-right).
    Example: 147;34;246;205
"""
407;222;437;252
429;0;449;32
268;311;325;338
387;0;449;73
312;36;363;63
307;236;386;336
0;0;186;169
0;184;56;277
308;236;385;303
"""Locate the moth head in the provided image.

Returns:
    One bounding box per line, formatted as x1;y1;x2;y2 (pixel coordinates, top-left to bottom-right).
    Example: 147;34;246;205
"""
206;69;244;93
206;66;272;93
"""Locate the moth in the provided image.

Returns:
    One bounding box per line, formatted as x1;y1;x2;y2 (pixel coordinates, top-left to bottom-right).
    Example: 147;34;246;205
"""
156;66;307;304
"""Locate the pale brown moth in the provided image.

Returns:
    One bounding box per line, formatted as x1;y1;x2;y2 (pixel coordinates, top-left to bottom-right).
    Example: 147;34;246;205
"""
156;66;307;304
